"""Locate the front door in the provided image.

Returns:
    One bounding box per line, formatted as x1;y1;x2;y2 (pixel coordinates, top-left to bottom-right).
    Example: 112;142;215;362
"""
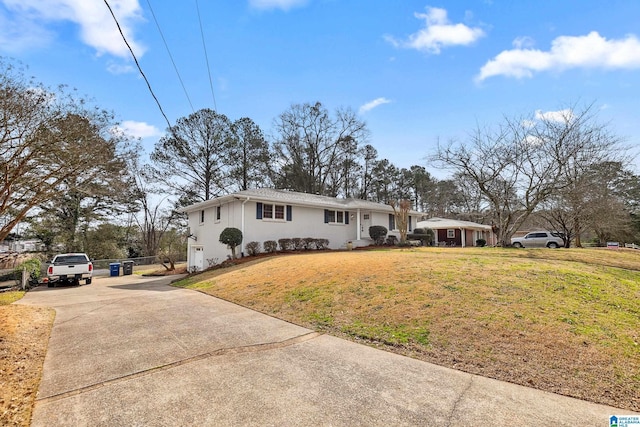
362;212;372;238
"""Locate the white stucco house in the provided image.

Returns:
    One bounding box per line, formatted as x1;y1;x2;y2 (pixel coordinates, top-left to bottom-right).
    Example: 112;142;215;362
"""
416;217;496;247
181;188;421;271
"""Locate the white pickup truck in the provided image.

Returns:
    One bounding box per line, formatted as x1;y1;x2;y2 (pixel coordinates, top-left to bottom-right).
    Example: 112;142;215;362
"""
45;253;93;287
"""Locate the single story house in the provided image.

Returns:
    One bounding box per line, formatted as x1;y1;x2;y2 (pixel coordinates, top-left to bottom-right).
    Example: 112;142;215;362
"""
416;217;496;247
181;188;421;271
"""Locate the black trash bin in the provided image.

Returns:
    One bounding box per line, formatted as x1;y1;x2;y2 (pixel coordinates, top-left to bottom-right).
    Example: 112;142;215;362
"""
122;261;134;276
109;263;121;277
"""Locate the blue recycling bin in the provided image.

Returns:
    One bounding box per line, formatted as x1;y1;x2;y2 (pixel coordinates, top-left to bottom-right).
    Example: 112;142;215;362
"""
109;262;121;277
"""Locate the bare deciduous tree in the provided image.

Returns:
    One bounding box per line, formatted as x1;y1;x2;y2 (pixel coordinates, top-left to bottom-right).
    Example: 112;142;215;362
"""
272;102;369;197
431;104;623;246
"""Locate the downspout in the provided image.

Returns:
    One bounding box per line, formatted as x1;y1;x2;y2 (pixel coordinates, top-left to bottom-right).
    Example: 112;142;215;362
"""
241;197;250;257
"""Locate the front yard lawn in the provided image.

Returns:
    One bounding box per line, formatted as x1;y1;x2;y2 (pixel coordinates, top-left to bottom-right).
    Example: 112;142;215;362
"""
175;247;640;411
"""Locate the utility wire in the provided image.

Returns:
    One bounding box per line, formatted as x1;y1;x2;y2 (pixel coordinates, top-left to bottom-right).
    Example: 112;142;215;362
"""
145;0;195;113
103;0;173;130
195;0;218;111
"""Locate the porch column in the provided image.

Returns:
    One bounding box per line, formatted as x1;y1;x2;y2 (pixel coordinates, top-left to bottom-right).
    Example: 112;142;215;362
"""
356;208;361;240
461;228;466;247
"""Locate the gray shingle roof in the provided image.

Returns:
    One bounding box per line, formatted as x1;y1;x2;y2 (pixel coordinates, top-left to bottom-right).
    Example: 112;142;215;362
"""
181;188;421;215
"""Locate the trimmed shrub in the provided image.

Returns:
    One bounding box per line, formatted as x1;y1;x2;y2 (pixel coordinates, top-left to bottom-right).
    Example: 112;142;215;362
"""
219;227;243;259
369;225;388;245
317;238;330;250
476;238;487;247
245;241;261;256
264;240;278;253
303;237;315;250
408;228;435;246
385;235;398;246
291;238;305;251
278;238;292;251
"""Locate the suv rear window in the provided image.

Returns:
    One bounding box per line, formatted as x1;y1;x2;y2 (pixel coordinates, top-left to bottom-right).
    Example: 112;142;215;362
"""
55;255;89;264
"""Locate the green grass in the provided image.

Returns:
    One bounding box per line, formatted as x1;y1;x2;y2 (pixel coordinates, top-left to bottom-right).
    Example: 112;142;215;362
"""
175;247;640;411
0;291;24;305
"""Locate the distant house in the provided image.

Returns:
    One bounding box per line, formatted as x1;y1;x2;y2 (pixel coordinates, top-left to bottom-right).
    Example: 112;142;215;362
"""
181;188;421;271
416;217;496;247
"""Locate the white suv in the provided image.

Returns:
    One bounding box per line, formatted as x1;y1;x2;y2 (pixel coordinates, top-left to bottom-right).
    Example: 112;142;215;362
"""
511;231;564;248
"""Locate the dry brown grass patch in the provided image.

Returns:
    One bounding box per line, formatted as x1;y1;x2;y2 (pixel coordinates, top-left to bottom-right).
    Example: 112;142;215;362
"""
177;247;640;411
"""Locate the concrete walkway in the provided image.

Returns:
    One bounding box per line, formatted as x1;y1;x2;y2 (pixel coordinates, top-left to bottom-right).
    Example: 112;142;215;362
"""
18;274;634;426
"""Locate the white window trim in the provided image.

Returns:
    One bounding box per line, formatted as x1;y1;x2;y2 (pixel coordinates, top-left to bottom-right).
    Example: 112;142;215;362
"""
447;229;455;238
262;203;286;222
327;209;347;225
215;206;221;223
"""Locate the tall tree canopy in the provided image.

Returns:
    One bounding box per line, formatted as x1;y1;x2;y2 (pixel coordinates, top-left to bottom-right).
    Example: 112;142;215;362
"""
0;58;132;242
271;101;369;197
151;109;270;204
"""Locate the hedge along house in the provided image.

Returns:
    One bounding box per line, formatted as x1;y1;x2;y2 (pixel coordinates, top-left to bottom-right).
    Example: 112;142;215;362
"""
416;217;496;247
181;188;422;271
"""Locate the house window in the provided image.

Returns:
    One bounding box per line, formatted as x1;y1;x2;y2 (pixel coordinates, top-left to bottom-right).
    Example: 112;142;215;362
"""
324;209;349;225
257;203;292;221
363;214;370;220
389;214;396;230
199;210;205;224
262;204;285;220
275;205;285;220
216;206;221;221
447;229;455;239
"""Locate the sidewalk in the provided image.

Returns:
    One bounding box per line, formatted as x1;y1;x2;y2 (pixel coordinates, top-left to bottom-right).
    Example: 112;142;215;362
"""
18;274;636;426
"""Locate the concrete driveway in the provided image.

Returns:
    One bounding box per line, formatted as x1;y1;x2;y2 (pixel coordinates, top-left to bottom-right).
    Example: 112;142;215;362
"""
18;274;634;426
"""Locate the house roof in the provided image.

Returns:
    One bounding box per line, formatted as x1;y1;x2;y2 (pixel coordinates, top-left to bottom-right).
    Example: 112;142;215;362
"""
181;188;422;215
416;217;493;231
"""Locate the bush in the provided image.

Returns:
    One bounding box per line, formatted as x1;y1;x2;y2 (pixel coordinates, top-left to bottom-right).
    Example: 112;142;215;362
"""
369;225;388;245
278;238;292;251
219;227;243;259
385;235;398;246
317;238;330;250
291;238;306;251
264;240;278;253
408;228;435;246
14;258;42;285
476;238;487;247
245;241;261;256
303;237;315;250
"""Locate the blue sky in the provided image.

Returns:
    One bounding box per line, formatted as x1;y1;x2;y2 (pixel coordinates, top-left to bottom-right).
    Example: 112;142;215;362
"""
1;0;640;175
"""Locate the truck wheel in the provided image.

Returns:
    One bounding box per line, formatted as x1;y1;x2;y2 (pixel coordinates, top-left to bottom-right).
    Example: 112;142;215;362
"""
86;278;92;285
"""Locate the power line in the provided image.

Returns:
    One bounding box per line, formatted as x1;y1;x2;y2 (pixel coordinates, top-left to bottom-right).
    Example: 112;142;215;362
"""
145;0;195;113
195;0;218;111
103;0;173;130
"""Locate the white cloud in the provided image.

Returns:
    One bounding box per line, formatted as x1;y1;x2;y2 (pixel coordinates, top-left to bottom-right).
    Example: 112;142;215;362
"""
115;121;163;139
359;97;391;114
385;7;485;54
107;62;135;74
249;0;308;11
477;31;640;81
0;0;145;58
535;108;574;123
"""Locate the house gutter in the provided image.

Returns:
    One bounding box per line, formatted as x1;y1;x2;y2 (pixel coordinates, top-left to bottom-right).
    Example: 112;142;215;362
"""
240;197;250;256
